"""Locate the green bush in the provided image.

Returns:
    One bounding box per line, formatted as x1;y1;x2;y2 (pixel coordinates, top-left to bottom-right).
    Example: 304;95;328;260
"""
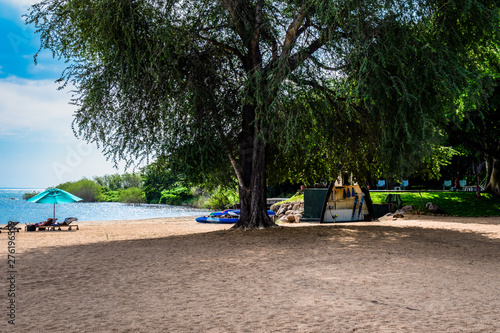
118;187;146;204
203;186;239;210
159;185;192;205
96;187;120;202
22;191;40;200
57;179;102;202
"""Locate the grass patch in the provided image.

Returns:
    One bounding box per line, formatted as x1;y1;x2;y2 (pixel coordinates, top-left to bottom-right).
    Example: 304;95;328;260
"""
370;191;500;217
272;193;304;206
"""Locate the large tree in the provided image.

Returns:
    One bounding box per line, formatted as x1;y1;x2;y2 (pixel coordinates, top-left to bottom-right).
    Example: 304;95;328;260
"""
447;79;500;195
27;0;499;228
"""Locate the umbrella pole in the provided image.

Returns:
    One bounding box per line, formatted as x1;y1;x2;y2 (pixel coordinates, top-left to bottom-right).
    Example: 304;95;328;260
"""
53;204;56;220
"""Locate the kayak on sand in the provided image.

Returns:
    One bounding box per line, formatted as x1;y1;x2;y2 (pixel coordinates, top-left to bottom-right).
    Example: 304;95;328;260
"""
195;216;239;224
196;209;276;224
209;209;276;216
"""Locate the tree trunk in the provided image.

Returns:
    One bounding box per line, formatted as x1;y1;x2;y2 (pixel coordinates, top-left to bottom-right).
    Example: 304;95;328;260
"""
233;147;276;229
484;157;500;195
232;104;277;229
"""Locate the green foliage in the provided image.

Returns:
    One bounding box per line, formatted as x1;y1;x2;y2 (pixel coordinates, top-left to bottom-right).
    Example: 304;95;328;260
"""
96;187;120;202
57;179;102;202
118;187;146;204
271;194;304;207
342;1;499;176
93;173;142;191
57;175;143;203
159;185;192;205
410;146;460;181
267;87;383;184
121;173;143;188
141;160;179;203
447;79;500;190
370;191;500;217
202;187;239;210
22;191;40;200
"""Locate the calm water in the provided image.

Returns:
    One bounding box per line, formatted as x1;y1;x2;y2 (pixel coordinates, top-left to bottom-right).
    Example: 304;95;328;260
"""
0;188;211;223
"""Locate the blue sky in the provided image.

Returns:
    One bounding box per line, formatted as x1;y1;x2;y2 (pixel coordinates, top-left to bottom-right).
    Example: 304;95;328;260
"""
0;1;127;188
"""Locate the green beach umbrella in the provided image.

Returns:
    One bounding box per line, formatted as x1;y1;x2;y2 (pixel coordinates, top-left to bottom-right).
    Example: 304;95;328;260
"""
27;188;83;219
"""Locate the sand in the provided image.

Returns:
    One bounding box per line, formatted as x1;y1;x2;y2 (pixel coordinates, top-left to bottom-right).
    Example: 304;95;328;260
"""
1;215;500;332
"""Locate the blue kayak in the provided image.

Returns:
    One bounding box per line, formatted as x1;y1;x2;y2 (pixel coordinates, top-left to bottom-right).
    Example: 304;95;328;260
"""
198;209;276;224
195;216;238;224
210;209;276;216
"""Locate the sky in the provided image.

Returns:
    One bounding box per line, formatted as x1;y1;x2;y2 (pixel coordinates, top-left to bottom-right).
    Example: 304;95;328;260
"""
0;0;127;188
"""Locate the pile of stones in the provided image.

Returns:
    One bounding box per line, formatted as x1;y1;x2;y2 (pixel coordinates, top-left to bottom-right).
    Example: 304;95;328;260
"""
271;201;305;223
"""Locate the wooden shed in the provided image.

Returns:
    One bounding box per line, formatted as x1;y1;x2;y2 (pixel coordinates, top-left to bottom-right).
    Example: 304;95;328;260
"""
322;184;369;222
303;184;370;223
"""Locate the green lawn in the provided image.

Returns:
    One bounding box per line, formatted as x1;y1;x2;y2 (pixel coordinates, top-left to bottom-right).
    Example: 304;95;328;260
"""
370;191;500;217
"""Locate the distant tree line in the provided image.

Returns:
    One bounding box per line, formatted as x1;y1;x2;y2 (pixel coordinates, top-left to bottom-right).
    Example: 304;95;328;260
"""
28;169;239;209
54;173;145;203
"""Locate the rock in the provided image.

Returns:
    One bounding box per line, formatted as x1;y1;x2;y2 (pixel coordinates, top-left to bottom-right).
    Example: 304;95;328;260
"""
286;215;296;222
392;205;413;219
285;210;295;215
292;203;301;211
271;204;280;213
277;205;288;216
426;202;443;213
400;205;413;213
279;216;289;223
294;214;302;223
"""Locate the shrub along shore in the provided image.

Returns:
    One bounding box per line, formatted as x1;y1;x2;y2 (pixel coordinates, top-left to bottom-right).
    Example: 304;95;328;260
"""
22;174;241;210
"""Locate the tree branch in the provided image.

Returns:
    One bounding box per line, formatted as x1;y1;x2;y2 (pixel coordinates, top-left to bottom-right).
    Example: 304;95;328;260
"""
198;35;246;65
221;0;251;43
282;4;308;57
287;35;325;73
253;0;264;42
309;55;346;72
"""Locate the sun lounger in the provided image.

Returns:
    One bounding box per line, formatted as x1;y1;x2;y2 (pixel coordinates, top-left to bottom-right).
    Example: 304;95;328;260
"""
25;218;57;231
50;217;79;231
0;221;21;233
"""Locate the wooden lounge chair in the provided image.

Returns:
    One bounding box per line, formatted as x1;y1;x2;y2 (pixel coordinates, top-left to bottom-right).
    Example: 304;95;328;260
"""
50;217;79;231
25;218;57;231
0;221;21;233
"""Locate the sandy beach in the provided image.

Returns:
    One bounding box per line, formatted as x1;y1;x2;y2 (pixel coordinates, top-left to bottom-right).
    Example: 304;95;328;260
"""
1;215;500;332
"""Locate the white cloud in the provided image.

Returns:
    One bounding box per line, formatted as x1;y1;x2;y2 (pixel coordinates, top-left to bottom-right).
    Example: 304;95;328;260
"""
0;0;36;12
0;1;37;25
0;76;76;140
25;51;67;76
0;76;132;187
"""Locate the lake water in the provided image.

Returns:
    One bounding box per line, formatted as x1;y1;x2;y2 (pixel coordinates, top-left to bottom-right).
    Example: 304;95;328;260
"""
0;188;211;223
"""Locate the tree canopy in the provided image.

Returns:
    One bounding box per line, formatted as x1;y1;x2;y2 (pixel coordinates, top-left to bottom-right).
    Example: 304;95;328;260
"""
27;0;500;228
